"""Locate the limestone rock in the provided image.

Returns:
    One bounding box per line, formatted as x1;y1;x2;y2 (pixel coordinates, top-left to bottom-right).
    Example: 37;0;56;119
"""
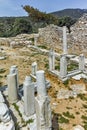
72;125;85;130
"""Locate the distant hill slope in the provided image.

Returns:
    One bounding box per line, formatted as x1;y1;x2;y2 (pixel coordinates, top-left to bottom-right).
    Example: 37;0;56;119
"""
50;8;87;19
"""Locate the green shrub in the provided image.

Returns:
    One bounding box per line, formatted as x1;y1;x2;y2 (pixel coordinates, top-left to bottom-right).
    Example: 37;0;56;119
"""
83;124;87;130
67;63;78;71
58;114;69;124
81;115;87;120
29;37;34;42
66;107;72;110
75;111;80;115
45;63;49;69
13;103;22;118
26;119;34;124
0;75;3;78
63;111;75;119
83;104;87;109
77;94;87;101
38;45;47;49
63;79;69;86
0;69;6;73
55;65;60;70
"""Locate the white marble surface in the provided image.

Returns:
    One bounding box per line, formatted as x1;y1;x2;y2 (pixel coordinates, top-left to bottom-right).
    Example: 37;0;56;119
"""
72;73;87;80
72;125;84;130
0;91;5;103
0;120;15;130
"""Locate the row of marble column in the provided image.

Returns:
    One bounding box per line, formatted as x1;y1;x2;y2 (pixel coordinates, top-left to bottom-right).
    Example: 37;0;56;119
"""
49;26;85;78
49;26;68;72
7;66;52;130
49;51;85;78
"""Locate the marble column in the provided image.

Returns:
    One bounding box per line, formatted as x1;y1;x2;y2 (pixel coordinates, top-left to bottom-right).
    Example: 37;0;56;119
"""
10;65;19;88
60;54;67;78
32;62;37;76
7;73;18;103
36;70;47;99
34;34;39;46
49;49;55;71
79;54;85;71
23;76;35;116
35;70;52;130
63;26;67;54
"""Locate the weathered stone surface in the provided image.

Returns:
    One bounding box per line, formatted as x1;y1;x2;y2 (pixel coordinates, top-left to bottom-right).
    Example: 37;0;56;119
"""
63;26;67;54
35;70;52;130
79;54;85;71
36;70;47;99
35;96;52;130
10;65;19;88
31;62;37;76
57;84;86;99
60;54;67;78
68;13;87;54
0;120;15;130
49;49;55;71
0;103;11;123
72;125;85;130
38;24;62;49
0;91;5;103
23;76;35;116
7;73;18;103
34;34;39;46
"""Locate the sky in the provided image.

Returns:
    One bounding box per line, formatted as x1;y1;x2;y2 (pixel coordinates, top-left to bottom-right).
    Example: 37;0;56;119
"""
0;0;87;17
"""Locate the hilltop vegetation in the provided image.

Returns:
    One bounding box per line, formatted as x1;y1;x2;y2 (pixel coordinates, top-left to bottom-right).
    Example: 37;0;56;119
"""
0;6;79;37
0;17;33;37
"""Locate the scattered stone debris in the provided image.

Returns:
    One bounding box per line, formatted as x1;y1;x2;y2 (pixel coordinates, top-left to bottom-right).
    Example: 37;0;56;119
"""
57;84;86;99
0;14;87;130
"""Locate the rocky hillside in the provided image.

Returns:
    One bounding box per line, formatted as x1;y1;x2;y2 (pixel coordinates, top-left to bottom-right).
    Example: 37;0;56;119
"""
51;8;87;19
38;24;63;50
69;13;87;54
37;13;87;55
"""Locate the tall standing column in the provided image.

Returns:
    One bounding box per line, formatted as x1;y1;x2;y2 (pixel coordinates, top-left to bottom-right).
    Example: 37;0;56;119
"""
31;62;37;76
60;54;67;78
23;76;35;116
36;70;47;99
79;54;85;71
63;26;67;54
7;73;18;103
10;65;19;88
35;70;52;130
34;34;39;46
49;49;55;71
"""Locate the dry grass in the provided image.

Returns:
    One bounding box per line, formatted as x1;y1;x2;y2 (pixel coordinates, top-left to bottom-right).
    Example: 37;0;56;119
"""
0;45;87;130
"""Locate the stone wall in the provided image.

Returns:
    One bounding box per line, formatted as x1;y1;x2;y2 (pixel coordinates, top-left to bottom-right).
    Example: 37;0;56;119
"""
38;24;63;50
68;13;87;54
0;34;34;47
37;14;87;55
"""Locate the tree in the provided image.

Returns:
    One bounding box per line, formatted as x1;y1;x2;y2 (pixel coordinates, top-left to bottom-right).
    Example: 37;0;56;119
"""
23;5;58;24
58;16;76;33
13;18;32;35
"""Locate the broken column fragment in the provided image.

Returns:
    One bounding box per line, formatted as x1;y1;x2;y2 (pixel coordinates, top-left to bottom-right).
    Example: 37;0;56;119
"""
49;49;55;71
34;34;39;46
10;65;19;88
7;73;18;103
79;54;85;71
60;54;67;78
23;76;35;116
35;70;52;130
31;62;37;76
